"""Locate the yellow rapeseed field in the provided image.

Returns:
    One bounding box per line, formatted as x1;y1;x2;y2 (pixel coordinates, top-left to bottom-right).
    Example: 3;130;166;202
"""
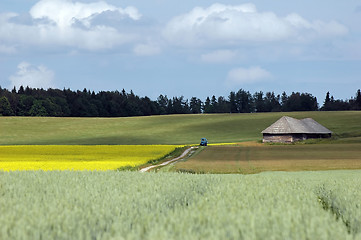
0;145;181;171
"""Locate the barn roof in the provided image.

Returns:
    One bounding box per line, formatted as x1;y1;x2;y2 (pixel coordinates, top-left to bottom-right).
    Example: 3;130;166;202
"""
261;116;333;134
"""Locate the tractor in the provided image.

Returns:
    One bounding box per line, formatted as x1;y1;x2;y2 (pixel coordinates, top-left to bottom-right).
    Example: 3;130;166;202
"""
200;138;208;146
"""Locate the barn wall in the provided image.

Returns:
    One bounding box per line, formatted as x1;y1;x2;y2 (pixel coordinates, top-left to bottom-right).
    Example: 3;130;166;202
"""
263;133;332;143
292;134;307;142
262;134;293;143
305;134;332;139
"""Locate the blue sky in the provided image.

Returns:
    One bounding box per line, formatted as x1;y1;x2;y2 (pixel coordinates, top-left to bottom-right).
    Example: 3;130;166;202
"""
0;0;360;103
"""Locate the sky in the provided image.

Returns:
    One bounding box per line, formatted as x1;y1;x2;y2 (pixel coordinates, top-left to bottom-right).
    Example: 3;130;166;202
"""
0;0;360;103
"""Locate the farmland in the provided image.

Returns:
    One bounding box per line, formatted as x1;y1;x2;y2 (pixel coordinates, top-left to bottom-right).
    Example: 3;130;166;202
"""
0;145;180;171
1;170;361;239
172;143;361;174
1;111;361;239
1;111;361;145
1;111;361;172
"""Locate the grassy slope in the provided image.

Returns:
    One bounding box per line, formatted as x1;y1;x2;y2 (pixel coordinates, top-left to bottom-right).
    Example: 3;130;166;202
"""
1;111;361;145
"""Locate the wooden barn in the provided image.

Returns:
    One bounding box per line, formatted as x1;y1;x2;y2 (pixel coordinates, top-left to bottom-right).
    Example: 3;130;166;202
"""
262;116;332;143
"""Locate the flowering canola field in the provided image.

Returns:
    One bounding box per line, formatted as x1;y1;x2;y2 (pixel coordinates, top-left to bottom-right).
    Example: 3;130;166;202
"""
0;145;180;171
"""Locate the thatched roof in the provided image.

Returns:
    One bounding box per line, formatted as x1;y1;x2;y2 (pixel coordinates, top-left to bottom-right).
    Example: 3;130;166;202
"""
261;116;332;134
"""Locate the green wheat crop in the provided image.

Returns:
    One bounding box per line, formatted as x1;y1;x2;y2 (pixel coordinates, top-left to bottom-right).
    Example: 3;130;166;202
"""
0;170;360;239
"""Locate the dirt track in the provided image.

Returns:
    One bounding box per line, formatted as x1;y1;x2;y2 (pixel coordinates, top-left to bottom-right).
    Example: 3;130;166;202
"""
139;147;196;172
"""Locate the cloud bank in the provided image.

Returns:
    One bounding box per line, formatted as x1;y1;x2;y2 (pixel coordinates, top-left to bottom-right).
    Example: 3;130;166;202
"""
9;62;55;89
163;3;348;47
0;1;351;60
0;0;142;51
30;0;141;28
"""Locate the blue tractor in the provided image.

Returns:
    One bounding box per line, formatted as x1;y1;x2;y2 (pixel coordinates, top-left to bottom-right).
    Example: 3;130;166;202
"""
200;138;208;146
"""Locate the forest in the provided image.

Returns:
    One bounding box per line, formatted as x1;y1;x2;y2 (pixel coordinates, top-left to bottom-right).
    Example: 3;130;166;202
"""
0;86;360;117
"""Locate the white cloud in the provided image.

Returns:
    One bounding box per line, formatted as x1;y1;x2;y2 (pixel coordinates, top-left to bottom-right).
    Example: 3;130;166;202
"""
0;1;142;51
163;3;348;47
29;0;141;28
201;50;236;63
133;43;161;56
227;66;271;85
9;62;55;89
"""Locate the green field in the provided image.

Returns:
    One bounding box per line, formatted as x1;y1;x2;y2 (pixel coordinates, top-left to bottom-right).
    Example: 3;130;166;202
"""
1;111;361;145
1;111;361;173
1;171;361;239
1;112;361;238
173;143;361;174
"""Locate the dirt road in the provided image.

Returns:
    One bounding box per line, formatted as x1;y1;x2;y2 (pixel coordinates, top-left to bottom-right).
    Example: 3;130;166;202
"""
139;147;196;172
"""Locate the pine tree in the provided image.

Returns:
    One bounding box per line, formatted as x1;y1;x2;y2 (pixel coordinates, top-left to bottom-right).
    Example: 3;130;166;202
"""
190;97;202;114
322;91;331;111
0;96;15;116
356;89;361;110
228;92;237;113
203;97;212;113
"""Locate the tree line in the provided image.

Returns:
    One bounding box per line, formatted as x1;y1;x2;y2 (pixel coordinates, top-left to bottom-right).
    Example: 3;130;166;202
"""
0;86;360;117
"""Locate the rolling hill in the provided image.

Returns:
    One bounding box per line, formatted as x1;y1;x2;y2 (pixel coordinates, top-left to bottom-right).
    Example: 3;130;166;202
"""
1;111;360;145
